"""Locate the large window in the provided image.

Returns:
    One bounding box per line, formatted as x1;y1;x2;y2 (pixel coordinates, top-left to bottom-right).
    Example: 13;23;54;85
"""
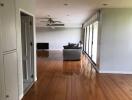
89;24;93;57
92;21;98;63
86;26;89;54
83;21;99;64
83;27;87;51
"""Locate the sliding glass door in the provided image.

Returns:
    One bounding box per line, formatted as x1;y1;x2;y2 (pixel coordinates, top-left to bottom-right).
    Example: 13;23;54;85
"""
89;24;93;57
83;21;99;64
92;21;98;63
86;26;89;54
83;27;86;51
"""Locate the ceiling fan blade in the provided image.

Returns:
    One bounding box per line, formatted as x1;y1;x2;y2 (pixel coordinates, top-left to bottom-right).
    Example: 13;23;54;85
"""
39;17;57;20
47;23;65;26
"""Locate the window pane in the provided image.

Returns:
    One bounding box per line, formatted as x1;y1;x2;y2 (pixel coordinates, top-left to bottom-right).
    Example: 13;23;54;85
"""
92;21;98;63
89;24;93;57
83;27;86;51
86;26;89;54
84;27;87;51
83;28;85;51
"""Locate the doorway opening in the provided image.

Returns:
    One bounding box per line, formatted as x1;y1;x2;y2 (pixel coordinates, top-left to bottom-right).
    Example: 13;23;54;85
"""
20;12;34;94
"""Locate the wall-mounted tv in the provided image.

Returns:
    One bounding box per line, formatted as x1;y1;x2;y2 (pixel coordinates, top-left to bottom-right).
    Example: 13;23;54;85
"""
37;43;49;50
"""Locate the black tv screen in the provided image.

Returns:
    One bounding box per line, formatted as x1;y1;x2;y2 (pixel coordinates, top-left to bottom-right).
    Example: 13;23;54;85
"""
37;43;49;50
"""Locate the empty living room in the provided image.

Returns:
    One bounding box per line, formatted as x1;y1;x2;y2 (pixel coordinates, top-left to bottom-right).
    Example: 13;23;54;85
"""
0;0;132;100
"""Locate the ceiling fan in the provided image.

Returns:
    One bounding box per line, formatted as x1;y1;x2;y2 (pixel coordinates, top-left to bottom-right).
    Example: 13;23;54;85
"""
38;16;65;27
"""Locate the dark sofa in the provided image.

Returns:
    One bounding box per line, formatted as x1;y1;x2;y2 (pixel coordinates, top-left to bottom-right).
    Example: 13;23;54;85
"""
63;43;82;61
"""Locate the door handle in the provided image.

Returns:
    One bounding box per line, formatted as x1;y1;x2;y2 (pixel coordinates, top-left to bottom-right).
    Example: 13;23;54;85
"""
30;42;33;46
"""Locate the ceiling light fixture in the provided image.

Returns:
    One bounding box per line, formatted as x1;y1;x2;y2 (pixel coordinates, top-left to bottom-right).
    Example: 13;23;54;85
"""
64;0;69;6
102;3;108;6
64;3;69;6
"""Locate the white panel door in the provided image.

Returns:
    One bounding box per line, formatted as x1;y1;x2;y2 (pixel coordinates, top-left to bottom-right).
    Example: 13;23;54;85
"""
1;0;16;52
3;52;18;100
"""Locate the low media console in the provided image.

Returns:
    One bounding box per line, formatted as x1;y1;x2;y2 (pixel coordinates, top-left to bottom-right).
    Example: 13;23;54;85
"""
37;43;49;50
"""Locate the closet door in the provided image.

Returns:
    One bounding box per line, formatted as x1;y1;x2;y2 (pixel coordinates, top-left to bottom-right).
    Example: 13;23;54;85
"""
1;0;16;52
3;52;18;100
0;0;18;100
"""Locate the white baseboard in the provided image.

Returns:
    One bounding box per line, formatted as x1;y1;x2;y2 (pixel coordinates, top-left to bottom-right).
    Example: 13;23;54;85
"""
100;70;132;74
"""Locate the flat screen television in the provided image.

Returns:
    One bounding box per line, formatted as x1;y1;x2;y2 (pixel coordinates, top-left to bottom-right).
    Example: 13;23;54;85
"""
37;43;49;50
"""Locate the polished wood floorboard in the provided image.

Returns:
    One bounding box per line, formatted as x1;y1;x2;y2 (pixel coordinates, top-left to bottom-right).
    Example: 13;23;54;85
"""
22;51;132;100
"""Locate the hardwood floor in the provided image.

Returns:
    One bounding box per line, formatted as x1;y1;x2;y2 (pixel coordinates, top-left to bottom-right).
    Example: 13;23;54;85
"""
22;50;132;100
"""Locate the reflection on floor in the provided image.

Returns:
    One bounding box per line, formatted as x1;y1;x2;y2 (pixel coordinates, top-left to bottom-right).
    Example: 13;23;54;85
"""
22;50;132;100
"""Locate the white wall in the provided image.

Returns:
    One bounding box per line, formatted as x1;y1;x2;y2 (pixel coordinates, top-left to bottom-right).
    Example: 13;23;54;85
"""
36;27;82;50
100;8;132;74
15;0;36;99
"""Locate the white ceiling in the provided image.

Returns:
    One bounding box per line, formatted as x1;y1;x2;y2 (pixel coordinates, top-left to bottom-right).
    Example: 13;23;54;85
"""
36;0;132;27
